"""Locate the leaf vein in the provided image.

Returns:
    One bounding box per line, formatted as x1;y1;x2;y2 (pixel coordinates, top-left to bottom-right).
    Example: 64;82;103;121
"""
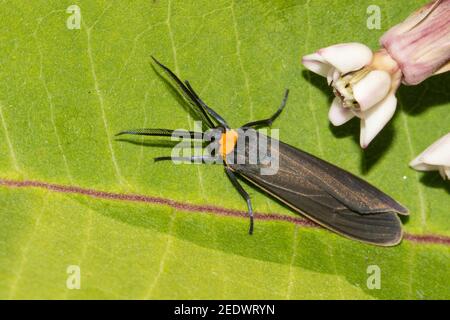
85;25;124;184
304;0;324;156
0;102;20;172
143;211;176;299
230;0;254;120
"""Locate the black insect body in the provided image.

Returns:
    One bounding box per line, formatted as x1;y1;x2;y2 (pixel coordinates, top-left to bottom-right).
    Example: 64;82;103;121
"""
116;57;408;246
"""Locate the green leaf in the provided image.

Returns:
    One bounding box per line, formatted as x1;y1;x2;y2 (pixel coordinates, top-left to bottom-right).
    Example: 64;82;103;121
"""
0;0;449;299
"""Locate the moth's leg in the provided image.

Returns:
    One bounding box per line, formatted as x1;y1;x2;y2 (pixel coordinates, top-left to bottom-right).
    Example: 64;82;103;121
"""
151;56;216;128
184;80;229;129
154;155;219;163
224;167;254;235
242;89;289;128
115;128;204;139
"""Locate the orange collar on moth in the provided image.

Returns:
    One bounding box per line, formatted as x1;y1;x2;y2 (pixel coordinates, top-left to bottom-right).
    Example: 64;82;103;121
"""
219;129;238;157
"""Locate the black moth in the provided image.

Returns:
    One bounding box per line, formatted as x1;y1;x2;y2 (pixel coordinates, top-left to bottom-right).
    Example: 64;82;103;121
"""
116;57;408;246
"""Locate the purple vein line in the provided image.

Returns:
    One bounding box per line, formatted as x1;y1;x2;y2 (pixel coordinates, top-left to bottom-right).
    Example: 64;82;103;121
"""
1;178;449;246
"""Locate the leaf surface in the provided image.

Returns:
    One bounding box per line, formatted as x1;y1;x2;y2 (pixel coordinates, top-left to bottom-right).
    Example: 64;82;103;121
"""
0;0;449;299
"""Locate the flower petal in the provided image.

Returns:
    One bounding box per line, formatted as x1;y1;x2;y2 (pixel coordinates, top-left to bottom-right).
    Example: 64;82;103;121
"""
302;53;332;77
326;68;334;85
319;43;373;74
408;161;438;171
353;70;392;111
326;68;340;85
328;97;354;126
442;167;450;180
409;133;450;169
438;167;449;179
381;0;441;38
359;94;397;148
433;61;450;76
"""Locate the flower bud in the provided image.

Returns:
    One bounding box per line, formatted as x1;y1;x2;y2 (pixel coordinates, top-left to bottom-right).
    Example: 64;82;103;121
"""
380;0;450;85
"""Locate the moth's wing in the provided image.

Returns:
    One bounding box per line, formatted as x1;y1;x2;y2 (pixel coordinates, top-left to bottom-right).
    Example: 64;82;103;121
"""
151;57;215;128
228;133;404;245
234;165;403;246
282;140;408;215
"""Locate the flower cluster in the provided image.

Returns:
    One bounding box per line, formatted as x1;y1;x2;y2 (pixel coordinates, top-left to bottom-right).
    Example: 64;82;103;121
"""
303;44;402;148
302;0;450;179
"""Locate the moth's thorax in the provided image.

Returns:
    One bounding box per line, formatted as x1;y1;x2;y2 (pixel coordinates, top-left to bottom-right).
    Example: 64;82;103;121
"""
219;129;238;158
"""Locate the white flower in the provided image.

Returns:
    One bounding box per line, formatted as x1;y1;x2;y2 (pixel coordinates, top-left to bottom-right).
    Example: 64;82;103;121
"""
410;133;450;180
302;0;450;148
302;43;402;148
